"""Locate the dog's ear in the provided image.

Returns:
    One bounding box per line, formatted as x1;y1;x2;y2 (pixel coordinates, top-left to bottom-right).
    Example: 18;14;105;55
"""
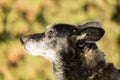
77;21;105;42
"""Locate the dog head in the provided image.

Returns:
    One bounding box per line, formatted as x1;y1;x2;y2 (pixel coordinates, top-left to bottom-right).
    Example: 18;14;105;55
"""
20;21;104;61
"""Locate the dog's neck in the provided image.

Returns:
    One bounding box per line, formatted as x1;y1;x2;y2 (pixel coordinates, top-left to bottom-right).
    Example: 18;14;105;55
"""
52;43;105;80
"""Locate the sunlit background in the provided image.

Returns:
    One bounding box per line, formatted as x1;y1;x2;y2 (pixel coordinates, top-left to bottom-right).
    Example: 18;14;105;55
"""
0;0;120;80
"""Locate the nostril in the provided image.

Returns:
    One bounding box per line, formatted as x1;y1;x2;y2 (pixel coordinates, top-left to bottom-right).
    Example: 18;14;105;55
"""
20;37;27;44
20;37;24;44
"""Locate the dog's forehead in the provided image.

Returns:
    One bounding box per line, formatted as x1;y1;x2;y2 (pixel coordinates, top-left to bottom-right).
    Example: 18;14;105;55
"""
54;24;77;30
47;24;77;32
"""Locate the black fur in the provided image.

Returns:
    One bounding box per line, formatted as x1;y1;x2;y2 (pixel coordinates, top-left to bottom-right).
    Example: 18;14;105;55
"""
20;21;120;80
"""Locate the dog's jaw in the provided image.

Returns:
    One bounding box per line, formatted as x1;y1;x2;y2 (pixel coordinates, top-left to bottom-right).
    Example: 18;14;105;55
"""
21;40;58;62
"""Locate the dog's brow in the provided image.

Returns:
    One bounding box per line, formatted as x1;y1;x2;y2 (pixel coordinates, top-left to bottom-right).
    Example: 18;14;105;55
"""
47;25;53;29
77;33;86;40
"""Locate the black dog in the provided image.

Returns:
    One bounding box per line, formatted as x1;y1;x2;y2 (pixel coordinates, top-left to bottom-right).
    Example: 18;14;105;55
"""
20;21;120;80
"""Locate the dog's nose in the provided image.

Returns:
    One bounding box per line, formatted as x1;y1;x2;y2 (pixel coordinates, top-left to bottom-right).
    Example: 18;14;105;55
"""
20;37;28;44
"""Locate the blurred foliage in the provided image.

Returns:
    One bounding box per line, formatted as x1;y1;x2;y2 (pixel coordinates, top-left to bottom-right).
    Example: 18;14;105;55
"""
0;0;120;80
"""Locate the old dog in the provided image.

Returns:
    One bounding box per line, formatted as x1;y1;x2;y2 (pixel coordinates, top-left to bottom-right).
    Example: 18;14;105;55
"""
20;21;120;80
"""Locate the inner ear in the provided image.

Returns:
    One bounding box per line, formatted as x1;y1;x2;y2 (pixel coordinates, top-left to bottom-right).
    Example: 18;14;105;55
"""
80;27;105;42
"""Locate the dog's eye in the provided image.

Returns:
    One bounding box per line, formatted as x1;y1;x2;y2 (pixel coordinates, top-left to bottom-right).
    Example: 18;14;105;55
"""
47;30;54;38
77;39;85;48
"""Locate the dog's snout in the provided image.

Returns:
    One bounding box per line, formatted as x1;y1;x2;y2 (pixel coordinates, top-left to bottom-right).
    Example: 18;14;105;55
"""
20;37;28;44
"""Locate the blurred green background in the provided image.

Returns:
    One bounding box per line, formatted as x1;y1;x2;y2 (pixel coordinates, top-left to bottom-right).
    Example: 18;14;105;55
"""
0;0;120;80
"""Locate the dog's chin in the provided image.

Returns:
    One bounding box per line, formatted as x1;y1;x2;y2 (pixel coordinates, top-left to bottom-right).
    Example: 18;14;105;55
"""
25;49;42;56
25;50;43;57
26;52;42;56
21;44;42;56
22;45;57;61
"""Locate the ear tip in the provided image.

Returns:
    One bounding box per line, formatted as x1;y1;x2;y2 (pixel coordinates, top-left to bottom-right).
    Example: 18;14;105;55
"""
99;26;105;32
96;28;105;41
85;21;102;28
78;20;102;28
101;28;105;36
86;20;101;24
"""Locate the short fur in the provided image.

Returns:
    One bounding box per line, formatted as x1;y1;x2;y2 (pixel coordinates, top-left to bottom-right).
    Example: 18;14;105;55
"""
20;21;120;80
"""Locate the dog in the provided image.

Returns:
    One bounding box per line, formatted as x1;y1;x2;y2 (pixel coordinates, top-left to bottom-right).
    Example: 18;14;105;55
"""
20;21;120;80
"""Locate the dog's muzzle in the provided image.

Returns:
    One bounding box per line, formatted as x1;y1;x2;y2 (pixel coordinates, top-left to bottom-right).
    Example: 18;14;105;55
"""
20;33;45;45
